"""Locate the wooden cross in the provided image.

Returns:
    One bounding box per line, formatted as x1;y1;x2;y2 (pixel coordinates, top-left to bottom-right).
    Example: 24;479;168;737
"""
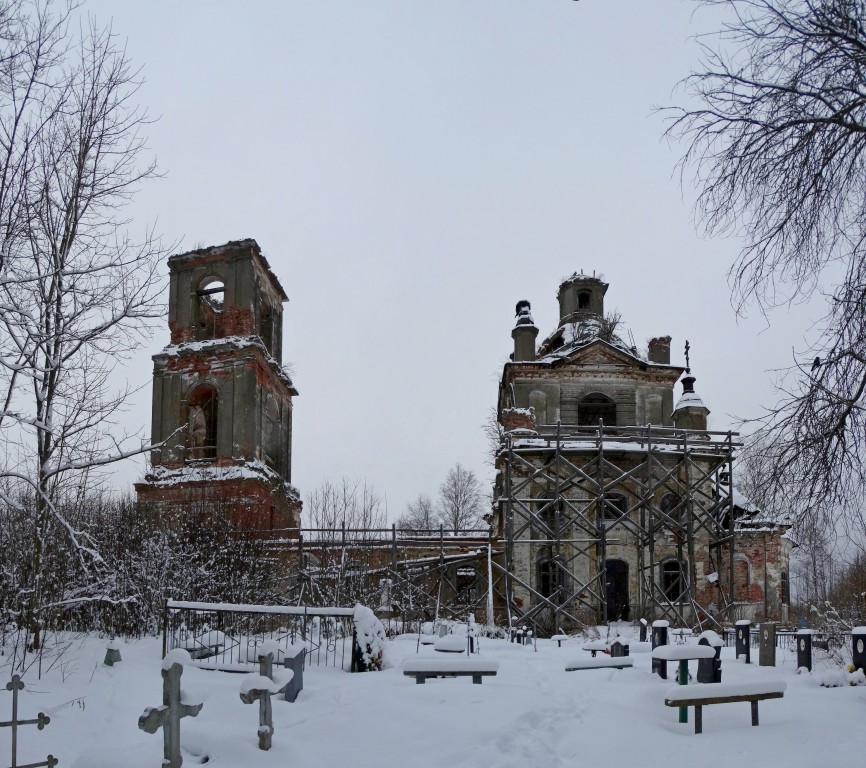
1;674;57;768
138;662;203;768
239;652;289;751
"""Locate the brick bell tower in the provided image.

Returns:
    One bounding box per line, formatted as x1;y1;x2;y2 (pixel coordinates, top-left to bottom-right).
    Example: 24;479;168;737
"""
135;239;301;530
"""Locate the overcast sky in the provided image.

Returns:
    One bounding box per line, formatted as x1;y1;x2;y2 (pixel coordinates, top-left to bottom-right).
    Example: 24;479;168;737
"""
86;0;819;521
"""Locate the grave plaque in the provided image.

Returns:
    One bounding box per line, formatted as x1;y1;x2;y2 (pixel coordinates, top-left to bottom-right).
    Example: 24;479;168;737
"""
735;620;751;663
651;620;669;678
758;622;776;667
852;627;866;673
796;630;813;672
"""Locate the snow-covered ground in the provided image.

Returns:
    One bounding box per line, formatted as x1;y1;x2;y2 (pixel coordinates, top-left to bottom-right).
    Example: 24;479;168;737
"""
1;630;864;767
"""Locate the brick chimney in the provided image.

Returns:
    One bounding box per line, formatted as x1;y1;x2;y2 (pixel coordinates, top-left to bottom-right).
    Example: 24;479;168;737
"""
647;336;671;364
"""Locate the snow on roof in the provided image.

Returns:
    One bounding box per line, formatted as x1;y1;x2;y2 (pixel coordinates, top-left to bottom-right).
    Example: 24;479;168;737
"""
536;315;639;362
144;460;300;500
157;336;298;393
672;390;707;412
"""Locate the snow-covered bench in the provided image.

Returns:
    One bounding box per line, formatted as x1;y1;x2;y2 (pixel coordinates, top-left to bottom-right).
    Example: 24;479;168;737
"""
402;658;499;685
565;657;633;671
664;681;786;734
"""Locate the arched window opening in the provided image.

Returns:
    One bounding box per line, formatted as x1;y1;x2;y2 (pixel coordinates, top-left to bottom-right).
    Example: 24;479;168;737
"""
536;549;568;600
187;385;218;461
259;301;274;354
577;393;616;427
660;492;684;532
603;493;628;528
661;559;686;601
578;291;591;310
197;277;225;339
529;390;548;425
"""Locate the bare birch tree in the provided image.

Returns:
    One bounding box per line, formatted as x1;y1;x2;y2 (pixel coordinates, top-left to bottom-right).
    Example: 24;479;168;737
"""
0;0;168;650
438;463;483;534
666;0;866;534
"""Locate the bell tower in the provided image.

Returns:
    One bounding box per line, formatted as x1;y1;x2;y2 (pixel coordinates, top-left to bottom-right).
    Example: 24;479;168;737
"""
135;239;301;529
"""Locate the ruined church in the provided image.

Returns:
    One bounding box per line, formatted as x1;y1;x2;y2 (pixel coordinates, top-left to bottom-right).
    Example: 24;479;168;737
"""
135;240;301;529
494;272;792;631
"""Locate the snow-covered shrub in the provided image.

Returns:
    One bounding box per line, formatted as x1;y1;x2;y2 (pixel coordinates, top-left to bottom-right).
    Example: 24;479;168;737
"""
352;604;388;671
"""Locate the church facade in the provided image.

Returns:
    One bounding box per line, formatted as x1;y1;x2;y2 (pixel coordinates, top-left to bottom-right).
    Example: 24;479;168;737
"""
494;273;791;630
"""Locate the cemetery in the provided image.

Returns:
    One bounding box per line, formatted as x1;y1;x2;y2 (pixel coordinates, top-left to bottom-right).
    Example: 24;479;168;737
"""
2;614;864;767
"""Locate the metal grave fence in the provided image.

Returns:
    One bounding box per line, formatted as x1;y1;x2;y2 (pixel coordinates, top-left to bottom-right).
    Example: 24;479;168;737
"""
163;600;356;671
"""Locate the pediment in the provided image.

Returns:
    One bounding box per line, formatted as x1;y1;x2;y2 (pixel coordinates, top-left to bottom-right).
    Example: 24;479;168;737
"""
557;340;638;368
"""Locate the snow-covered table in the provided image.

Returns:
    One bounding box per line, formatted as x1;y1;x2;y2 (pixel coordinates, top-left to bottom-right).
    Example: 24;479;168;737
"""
402;658;499;685
664;681;786;734
582;640;608;657
434;635;468;653
652;644;720;724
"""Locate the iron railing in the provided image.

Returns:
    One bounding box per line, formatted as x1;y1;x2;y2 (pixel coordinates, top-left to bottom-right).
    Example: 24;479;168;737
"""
163;600;356;670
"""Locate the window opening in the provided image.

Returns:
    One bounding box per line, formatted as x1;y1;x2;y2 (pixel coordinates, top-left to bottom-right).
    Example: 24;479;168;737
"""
259;301;274;354
197;278;225;339
661;560;686;601
537;548;566;599
577;393;616;427
660;492;684;532
187;385;218;461
578;291;591;310
604;493;628;525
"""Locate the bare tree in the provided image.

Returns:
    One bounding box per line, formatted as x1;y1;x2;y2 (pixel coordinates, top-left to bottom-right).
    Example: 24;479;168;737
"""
304;477;387;535
481;405;504;470
0;0;168;650
396;493;437;531
438;463;483;534
666;0;866;533
301;477;388;606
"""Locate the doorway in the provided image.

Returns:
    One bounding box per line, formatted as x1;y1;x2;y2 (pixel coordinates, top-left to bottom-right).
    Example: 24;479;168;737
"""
605;559;629;620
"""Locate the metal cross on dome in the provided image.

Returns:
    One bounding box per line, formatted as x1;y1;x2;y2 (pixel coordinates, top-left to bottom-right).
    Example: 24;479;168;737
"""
684;340;691;374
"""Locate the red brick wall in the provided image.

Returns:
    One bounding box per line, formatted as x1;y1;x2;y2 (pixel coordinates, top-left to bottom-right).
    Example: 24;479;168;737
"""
136;477;301;532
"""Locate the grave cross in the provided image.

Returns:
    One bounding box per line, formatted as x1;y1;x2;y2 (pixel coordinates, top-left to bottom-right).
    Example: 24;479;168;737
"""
138;662;203;768
239;652;290;751
1;674;57;768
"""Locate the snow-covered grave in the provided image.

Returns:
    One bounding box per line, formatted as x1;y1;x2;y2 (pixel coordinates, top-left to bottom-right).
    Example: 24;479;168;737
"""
3;629;865;767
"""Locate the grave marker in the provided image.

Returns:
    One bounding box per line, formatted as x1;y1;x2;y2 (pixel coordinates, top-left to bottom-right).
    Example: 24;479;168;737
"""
1;675;57;768
240;650;290;750
138;655;203;768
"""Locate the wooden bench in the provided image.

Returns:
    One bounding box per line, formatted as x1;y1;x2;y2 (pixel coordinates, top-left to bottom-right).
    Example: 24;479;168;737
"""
402;658;499;684
664;681;786;734
565;657;633;671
